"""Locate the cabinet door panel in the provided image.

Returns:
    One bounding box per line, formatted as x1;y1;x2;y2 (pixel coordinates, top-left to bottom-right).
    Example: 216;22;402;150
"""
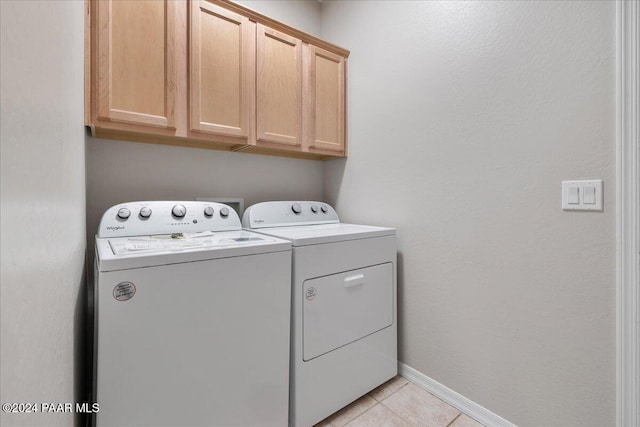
307;45;345;153
97;0;175;128
256;24;302;147
190;2;253;138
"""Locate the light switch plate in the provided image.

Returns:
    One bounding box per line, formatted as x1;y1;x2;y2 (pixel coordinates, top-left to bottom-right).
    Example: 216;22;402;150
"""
562;180;603;211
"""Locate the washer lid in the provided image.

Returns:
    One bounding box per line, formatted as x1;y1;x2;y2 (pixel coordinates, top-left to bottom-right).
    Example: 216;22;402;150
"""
96;230;291;271
248;223;395;246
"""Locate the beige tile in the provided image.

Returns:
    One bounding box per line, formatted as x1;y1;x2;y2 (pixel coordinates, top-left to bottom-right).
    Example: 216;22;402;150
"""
345;404;412;427
369;375;410;401
449;414;484;427
315;420;333;427
381;383;460;426
315;394;378;427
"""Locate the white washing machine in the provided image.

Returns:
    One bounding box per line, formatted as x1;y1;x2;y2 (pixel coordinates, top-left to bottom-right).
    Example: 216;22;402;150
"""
242;201;397;427
94;201;292;427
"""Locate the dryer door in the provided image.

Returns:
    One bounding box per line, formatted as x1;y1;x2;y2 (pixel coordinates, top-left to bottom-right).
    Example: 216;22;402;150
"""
303;263;393;361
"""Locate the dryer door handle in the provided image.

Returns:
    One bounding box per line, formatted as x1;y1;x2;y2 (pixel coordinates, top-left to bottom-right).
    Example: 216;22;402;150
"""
343;274;365;288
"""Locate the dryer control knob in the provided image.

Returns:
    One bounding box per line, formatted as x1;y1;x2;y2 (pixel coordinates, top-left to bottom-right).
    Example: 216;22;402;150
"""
310;205;318;213
204;206;214;217
117;208;131;220
320;205;328;213
172;204;187;218
219;207;230;218
139;207;152;219
291;203;302;214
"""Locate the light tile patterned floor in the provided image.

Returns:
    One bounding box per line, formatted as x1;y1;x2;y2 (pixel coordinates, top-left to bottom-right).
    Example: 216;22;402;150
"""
315;376;485;427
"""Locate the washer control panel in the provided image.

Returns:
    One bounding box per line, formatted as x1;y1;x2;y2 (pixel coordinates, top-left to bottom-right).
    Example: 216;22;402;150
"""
98;201;241;238
242;201;339;229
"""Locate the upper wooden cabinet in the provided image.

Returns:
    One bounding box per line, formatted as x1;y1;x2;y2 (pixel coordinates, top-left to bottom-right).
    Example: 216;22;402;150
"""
189;1;254;140
86;0;349;159
306;45;346;154
94;0;176;129
256;24;303;149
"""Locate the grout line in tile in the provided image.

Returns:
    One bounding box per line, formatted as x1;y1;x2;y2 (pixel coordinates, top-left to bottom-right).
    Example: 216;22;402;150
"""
446;413;462;427
423;391;465;427
389;377;463;427
376;380;419;425
379;400;418;427
376;380;411;403
350;402;380;426
368;376;407;402
332;395;378;427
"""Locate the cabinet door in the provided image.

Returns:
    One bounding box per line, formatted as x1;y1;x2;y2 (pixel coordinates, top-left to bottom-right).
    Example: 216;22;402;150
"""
306;45;345;153
96;0;176;128
189;1;254;139
256;24;302;148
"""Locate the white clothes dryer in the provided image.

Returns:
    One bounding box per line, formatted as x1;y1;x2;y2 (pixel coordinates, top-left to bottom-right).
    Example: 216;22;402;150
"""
242;201;397;427
94;201;292;427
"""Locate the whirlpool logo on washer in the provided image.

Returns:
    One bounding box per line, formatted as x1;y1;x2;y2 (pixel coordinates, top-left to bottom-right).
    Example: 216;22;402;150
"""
305;287;317;301
113;282;136;301
106;225;125;231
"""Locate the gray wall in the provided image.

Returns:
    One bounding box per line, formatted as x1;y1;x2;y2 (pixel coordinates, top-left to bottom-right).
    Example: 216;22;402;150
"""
0;1;86;426
85;0;323;265
237;0;321;35
321;1;616;426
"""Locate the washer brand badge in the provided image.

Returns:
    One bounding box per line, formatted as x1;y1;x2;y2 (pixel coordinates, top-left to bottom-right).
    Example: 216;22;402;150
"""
106;225;125;231
113;282;136;301
305;287;317;301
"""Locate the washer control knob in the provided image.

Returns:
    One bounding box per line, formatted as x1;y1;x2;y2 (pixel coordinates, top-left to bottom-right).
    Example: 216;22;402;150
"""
203;206;214;218
172;204;187;218
291;203;302;214
310;205;318;213
117;208;131;220
219;207;229;218
139;207;152;219
320;205;328;213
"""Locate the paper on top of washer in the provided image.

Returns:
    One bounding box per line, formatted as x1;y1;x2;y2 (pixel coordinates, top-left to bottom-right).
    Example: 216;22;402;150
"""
109;237;216;255
108;231;276;256
125;231;216;241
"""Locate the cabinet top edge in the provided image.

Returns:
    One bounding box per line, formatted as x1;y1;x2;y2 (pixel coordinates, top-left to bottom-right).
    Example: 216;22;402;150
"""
211;0;350;58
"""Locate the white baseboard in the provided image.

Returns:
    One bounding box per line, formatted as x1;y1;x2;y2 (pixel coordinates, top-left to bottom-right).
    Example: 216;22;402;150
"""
398;363;516;427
